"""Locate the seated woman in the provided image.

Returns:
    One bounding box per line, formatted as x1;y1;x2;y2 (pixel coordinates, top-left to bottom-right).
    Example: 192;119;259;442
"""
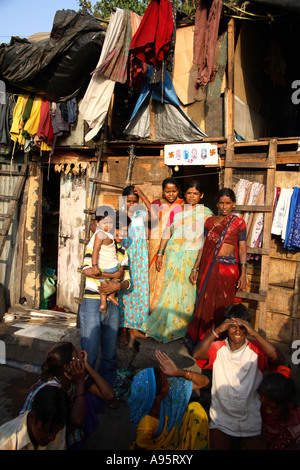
128;350;210;450
19;341;114;449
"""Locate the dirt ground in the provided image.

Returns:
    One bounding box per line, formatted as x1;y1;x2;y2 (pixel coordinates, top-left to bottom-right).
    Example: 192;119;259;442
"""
0;322;299;453
0;325;199;451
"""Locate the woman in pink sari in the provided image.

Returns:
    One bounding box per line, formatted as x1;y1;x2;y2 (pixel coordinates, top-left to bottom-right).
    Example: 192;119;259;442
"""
148;178;183;313
185;188;247;354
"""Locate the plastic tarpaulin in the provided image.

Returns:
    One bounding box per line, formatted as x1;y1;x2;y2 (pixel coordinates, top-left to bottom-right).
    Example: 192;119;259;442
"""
125;67;207;141
0;10;105;101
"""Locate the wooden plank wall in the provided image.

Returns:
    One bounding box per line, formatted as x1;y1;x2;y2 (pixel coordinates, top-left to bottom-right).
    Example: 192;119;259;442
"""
245;171;300;345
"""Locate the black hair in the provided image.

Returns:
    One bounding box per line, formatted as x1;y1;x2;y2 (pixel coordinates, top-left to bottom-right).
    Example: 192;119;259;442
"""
162;177;180;190
41;341;74;381
153;367;163;396
95;205;115;222
216;187;236;203
224;303;252;322
184;180;203;194
115;210;131;229
257;371;296;418
122;185;136;198
31;385;70;429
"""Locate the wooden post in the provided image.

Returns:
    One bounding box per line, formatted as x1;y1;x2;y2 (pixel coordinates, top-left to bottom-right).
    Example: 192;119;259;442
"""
21;163;43;309
258;138;277;336
224;17;235;188
227;17;235;137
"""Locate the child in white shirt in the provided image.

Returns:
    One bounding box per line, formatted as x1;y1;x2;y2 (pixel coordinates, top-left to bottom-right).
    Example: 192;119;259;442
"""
91;210;119;313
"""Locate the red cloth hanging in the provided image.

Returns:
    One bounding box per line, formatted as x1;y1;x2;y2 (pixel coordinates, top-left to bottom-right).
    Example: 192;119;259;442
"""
129;0;174;67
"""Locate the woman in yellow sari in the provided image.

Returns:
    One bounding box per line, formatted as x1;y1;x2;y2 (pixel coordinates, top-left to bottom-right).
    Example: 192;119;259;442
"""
128;350;210;450
148;178;183;313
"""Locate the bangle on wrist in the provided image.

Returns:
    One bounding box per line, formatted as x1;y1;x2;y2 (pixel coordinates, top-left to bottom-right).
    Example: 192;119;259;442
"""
240;263;247;267
157;249;164;255
185;370;193;381
92;264;98;267
191;268;198;272
212;329;219;338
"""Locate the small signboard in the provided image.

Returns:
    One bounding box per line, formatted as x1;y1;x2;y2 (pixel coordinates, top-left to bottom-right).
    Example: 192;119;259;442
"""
164;143;219;166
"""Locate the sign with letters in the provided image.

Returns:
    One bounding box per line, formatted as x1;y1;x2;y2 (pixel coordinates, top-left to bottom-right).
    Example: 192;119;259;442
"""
164;143;219;166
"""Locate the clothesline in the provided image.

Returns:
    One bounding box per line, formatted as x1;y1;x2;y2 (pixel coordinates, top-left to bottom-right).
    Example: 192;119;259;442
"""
0;92;78;160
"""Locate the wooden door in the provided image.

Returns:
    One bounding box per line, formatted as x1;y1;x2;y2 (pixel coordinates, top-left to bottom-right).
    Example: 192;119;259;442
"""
56;172;86;313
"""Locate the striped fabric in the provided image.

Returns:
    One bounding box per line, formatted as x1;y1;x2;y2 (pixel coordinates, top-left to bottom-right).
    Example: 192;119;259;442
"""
94;10;133;84
83;233;130;299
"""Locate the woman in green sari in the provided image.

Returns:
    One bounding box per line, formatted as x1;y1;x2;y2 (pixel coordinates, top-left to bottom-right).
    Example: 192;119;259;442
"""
142;181;213;343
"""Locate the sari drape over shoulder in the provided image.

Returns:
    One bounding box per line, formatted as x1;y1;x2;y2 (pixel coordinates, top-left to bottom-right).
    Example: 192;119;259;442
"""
143;204;213;343
185;214;246;353
148;198;183;313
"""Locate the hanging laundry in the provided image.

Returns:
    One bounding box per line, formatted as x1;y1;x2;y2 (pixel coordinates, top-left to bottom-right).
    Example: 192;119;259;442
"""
284;187;300;251
0;92;16;156
10;94;30;149
129;0;174;87
271;187;293;241
9;93;54;154
59;98;78;125
234;178;265;251
245;182;265;249
79;8;128;142
130;0;174;66
93;9;134;84
193;0;223;89
36;99;54;151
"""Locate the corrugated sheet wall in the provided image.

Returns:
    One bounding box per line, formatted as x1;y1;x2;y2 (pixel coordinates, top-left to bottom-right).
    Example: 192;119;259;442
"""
0;164;22;311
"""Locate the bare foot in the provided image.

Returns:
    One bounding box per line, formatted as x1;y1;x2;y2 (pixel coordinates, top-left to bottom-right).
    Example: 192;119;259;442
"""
129;329;146;339
107;295;119;306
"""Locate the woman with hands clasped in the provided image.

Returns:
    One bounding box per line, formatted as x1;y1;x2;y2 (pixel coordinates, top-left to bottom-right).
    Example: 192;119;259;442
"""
193;303;283;450
128;350;210;450
20;342;114;449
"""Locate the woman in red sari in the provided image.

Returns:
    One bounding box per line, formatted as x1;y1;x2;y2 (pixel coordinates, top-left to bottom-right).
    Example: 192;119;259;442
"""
185;188;247;354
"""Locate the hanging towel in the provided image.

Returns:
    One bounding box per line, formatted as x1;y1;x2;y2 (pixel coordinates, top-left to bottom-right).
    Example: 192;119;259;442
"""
285;187;300;251
271;187;293;239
